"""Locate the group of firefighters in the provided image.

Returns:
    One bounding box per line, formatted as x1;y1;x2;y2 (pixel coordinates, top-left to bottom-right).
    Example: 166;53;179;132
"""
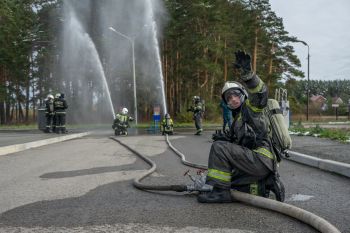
44;93;68;134
111;98;201;137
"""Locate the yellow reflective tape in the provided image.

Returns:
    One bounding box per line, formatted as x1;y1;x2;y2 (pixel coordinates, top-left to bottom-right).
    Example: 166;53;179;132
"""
250;182;259;195
253;147;275;160
246;100;264;112
248;79;264;93
207;169;232;182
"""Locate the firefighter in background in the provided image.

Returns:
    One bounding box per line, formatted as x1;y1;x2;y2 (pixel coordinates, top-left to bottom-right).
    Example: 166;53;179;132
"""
161;113;174;135
220;99;233;132
44;94;55;133
112;107;134;136
51;94;59;133
53;93;68;134
187;96;204;135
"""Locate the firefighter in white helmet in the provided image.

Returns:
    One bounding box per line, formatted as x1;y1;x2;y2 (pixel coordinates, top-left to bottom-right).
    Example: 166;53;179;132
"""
44;94;55;133
112;107;134;136
161;113;174;135
53;93;68;133
187;96;204;135
198;51;284;203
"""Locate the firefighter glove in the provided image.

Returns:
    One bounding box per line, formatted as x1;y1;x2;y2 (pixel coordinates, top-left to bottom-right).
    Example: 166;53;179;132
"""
234;50;253;81
212;130;230;142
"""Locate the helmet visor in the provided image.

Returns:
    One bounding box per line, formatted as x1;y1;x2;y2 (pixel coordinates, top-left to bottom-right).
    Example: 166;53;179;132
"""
224;89;242;102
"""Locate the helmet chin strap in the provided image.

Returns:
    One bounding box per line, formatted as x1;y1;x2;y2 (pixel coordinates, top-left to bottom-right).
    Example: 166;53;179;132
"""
239;95;245;104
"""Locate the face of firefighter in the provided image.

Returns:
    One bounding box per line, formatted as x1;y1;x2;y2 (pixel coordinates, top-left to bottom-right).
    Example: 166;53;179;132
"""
226;93;242;109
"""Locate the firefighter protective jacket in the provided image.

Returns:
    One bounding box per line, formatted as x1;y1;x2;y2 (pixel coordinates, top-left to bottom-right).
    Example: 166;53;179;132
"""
45;99;54;115
229;74;275;171
53;98;68;113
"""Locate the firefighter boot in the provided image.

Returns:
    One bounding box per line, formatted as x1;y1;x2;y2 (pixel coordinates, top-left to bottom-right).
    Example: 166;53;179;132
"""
195;128;203;135
266;174;285;202
197;187;233;203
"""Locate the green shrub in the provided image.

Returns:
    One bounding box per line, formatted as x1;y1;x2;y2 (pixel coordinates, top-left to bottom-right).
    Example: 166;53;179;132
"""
312;124;324;134
175;111;193;123
203;100;221;121
319;129;348;141
290;125;350;142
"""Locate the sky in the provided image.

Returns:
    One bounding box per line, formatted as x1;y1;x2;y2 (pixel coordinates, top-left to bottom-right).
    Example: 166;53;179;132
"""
269;0;350;81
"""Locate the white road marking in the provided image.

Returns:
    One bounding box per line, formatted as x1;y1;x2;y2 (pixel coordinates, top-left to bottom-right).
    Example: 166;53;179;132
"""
0;223;256;233
288;194;314;201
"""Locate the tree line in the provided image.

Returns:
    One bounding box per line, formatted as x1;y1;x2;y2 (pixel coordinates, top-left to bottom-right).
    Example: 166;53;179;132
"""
162;0;304;119
0;0;314;125
0;0;60;124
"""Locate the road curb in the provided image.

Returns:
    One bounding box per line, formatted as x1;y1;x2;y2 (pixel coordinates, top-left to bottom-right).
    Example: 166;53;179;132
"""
287;151;350;178
0;132;92;156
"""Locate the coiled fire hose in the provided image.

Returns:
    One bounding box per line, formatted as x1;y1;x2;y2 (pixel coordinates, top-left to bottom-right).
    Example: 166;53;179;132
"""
110;135;341;233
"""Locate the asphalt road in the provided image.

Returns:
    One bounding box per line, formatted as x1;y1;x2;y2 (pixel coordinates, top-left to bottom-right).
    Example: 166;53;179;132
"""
291;135;350;163
0;129;84;147
0;131;59;147
0;130;349;232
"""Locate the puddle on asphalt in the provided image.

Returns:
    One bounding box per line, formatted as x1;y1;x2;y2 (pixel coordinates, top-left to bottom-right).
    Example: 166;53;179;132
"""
288;194;314;201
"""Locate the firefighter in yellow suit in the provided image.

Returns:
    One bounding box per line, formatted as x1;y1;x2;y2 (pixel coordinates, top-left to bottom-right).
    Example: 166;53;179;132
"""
161;113;174;135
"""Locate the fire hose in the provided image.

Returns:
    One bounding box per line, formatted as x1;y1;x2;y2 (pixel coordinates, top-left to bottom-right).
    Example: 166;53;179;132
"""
110;135;341;233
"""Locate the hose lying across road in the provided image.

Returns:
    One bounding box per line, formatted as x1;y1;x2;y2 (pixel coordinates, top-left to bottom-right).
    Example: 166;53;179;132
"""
110;137;187;192
110;135;341;233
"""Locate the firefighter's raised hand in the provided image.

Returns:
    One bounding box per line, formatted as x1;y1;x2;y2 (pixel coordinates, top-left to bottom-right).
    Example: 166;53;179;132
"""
234;50;252;81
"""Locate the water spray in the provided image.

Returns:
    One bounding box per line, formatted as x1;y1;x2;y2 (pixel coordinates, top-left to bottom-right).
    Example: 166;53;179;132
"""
83;33;116;119
63;1;116;120
145;0;168;114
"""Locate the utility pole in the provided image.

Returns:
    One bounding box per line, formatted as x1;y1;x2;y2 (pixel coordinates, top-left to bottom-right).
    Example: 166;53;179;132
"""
295;40;310;121
348;99;350;120
109;27;138;125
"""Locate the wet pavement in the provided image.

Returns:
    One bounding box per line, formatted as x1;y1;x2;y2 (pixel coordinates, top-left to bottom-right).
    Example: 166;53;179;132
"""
0;129;349;165
0;129;83;147
0;129;349;232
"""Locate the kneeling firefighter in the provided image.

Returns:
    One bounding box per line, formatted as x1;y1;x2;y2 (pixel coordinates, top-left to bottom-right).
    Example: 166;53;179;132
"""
198;51;285;203
161;113;174;135
112;107;134;136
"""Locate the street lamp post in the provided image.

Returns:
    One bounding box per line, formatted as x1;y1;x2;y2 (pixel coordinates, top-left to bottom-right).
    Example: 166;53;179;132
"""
109;27;138;125
295;40;310;121
348;99;350;120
